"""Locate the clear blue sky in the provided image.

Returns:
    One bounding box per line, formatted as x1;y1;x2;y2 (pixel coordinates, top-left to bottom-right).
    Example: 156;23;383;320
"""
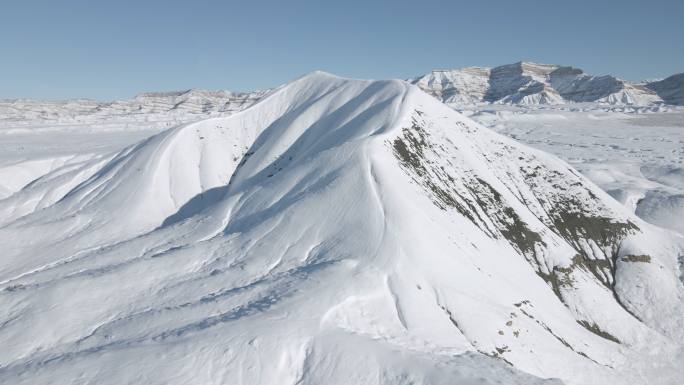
2;0;682;100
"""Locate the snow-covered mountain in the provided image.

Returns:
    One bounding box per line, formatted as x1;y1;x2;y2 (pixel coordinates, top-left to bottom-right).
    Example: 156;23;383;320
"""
647;73;684;106
412;62;682;106
410;66;491;105
0;89;267;131
1;72;683;385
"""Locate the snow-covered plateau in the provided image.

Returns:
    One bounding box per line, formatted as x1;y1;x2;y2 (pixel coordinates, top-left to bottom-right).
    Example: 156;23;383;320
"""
412;61;684;107
0;70;683;385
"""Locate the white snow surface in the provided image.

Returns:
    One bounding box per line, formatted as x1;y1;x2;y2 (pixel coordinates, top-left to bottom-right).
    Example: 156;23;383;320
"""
467;105;684;236
0;72;683;385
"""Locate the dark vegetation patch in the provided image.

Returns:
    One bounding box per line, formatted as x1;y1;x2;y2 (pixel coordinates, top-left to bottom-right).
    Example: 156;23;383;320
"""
547;207;642;319
479;349;513;366
391;114;480;225
577;320;621;344
535;255;583;302
621;255;652;263
518;161;641;290
498;205;543;256
467;178;550;270
393;130;428;177
520;161;642;311
391;116;547;263
391;110;643;322
551;211;637;261
513;300;532;308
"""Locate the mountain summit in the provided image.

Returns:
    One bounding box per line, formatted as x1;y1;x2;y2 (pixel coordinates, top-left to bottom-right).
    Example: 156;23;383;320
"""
1;72;683;385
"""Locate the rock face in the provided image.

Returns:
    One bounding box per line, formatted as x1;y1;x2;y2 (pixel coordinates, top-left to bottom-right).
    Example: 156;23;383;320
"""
647;73;684;105
412;62;674;106
484;62;562;104
411;67;491;105
0;72;683;385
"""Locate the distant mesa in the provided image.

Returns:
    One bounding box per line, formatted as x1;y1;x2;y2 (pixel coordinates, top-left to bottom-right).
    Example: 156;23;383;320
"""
411;61;683;106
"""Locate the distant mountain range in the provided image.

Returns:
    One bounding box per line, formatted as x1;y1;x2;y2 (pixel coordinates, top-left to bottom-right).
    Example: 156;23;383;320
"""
411;62;684;106
0;89;267;128
1;63;682;128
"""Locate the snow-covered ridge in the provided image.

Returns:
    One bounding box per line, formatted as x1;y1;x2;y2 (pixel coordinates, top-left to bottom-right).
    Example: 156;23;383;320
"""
0;72;682;385
0;88;268;130
412;61;683;106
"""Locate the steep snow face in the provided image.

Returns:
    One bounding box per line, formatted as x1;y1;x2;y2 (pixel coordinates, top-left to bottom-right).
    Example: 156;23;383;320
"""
648;73;684;105
1;73;683;385
413;62;668;106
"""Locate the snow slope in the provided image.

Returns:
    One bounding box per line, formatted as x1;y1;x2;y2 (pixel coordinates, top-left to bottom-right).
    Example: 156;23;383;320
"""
0;73;683;385
412;62;675;106
470;107;684;236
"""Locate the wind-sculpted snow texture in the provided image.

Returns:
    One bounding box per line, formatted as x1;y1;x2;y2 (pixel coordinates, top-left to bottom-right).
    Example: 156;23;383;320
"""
1;73;683;385
413;62;679;106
